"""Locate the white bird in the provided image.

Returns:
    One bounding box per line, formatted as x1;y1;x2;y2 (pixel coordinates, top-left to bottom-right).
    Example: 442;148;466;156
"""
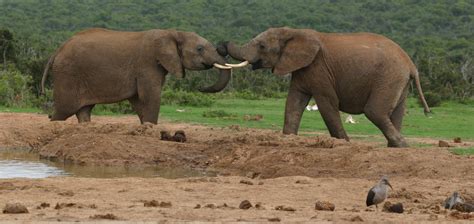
306;104;319;111
366;176;393;210
345;115;356;124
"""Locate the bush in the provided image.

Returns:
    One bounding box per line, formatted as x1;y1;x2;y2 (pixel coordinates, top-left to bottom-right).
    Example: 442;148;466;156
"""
202;110;237;119
161;90;215;107
234;90;263;100
421;92;442;107
94;101;135;114
0;68;33;107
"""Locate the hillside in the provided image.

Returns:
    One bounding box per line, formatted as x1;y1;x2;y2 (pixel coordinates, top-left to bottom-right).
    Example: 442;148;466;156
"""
0;0;472;104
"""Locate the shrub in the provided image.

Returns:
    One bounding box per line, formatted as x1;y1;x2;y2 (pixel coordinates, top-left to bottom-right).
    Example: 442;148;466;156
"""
161;90;215;107
0;68;33;107
94;101;135;114
202;110;237;119
421;91;442;107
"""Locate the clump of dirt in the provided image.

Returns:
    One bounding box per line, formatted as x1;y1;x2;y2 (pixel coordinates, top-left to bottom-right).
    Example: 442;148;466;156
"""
275;205;296;212
239;200;252;209
1;113;474;180
314;201;335;211
382;202;404;213
3;203;29;214
54;203;76;209
143;200;172;208
90;213;118;220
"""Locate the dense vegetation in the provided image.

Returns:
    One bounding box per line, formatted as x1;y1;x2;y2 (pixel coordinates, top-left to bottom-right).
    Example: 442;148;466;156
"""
0;0;473;109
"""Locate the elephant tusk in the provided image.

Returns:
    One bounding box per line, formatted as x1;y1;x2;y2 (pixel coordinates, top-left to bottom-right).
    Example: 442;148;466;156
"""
225;61;249;68
213;63;232;69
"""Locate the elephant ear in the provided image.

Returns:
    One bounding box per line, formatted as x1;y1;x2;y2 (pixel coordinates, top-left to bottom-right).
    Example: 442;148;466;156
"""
155;32;185;78
273;31;320;76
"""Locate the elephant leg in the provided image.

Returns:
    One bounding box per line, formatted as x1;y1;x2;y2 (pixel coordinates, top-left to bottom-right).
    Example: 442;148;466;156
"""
128;95;144;124
364;85;408;148
391;89;408;132
136;70;166;124
283;87;311;135
50;106;77;121
317;97;349;141
75;105;95;123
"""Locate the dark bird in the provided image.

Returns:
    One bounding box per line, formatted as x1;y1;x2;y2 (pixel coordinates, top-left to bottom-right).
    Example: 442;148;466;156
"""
443;192;464;209
366;176;393;210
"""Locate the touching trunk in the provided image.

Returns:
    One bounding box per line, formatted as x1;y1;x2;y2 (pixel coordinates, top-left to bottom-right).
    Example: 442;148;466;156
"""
199;68;232;93
226;42;245;61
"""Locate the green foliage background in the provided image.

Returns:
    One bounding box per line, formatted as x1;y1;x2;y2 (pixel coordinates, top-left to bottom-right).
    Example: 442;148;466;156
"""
0;0;473;107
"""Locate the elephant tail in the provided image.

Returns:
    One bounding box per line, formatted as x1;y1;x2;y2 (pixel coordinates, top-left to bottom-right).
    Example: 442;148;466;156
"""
411;69;431;116
41;53;56;95
41;38;71;95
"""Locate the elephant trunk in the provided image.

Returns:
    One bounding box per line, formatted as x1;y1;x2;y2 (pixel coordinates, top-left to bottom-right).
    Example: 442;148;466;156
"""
199;68;231;93
226;42;245;61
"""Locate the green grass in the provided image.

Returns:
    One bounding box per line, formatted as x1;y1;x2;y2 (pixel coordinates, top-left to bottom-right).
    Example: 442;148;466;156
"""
451;148;474;155
1;97;473;142
159;97;474;141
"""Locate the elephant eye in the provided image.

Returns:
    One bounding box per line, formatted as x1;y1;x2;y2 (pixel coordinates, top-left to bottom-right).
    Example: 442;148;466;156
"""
259;43;265;50
196;45;204;53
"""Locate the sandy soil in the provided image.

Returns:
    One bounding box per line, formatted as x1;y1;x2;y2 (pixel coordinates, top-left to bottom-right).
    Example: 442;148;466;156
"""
0;112;473;222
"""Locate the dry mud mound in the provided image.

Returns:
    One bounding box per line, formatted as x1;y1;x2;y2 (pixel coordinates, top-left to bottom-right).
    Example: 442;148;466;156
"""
1;113;473;179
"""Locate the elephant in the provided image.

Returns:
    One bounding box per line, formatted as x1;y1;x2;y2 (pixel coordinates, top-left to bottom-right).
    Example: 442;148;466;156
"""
41;28;232;124
216;27;431;147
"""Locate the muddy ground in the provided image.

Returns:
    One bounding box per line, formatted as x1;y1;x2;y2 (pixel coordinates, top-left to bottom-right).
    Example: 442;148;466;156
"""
0;112;473;222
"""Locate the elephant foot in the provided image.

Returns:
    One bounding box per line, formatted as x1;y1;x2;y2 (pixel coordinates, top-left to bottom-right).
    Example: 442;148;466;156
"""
387;139;409;148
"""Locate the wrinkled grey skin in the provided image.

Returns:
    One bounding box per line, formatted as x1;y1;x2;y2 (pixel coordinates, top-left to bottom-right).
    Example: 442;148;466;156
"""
42;28;230;124
220;27;430;147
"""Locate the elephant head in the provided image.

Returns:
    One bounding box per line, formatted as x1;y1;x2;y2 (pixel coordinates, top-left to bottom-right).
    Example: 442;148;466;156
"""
222;27;321;76
153;30;233;93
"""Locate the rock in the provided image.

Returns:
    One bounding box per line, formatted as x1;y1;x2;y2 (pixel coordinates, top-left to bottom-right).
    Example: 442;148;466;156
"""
144;200;160;207
54;203;76;209
438;140;451;147
314;201;335;211
239;200;252;209
160;131;173;140
258;181;264;185
453;137;462;143
36;202;50;209
275;205;296;212
268;217;281;222
204;204;216;209
143;200;171;208
350;215;364;222
194;204;201;209
382;202;404;213
3;203;29;214
172;130;186;143
90;213;118;220
159;201;172;208
255;202;265;210
240;180;254;185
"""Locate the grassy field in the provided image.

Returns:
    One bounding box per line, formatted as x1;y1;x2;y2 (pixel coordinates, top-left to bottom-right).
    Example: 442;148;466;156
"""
1;97;473;143
156;98;474;141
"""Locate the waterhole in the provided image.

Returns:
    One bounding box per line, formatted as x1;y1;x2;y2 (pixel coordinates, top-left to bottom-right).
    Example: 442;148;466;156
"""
0;147;215;179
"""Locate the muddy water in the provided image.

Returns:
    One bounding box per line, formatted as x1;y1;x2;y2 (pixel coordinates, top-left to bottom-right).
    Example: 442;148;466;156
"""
0;148;215;179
